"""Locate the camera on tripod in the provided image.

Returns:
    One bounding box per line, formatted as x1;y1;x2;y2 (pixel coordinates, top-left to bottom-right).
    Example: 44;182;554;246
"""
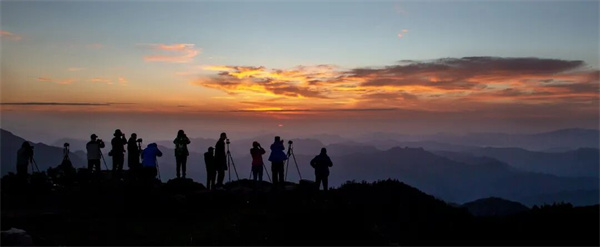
64;142;70;148
226;138;230;144
288;140;293;144
137;138;143;143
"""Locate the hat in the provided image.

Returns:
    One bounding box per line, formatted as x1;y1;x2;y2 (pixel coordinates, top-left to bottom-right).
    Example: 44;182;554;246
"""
91;134;98;139
113;129;122;136
208;146;214;151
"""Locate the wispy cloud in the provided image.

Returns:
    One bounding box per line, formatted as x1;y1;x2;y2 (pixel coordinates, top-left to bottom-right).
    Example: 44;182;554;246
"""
398;29;409;39
0;102;111;106
67;67;86;72
0;30;23;41
90;77;113;84
118;76;128;84
191;57;598;113
142;43;200;63
36;77;75;85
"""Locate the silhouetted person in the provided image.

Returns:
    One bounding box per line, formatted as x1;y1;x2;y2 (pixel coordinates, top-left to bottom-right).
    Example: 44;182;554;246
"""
268;136;287;188
141;143;162;181
311;148;333;191
86;134;105;173
173;130;191;179
16;141;34;180
204;146;216;190
215;132;228;188
250;141;266;182
127;133;141;173
110;129;127;175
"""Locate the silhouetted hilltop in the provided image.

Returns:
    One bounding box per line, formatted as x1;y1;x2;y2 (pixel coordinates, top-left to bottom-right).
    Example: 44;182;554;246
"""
461;197;529;217
1;174;598;246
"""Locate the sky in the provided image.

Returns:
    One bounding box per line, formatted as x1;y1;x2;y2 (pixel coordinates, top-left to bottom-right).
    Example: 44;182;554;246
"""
1;0;599;143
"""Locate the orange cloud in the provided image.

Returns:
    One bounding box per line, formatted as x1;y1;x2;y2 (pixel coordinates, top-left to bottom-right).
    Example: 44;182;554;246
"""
1;30;22;41
67;67;86;72
36;77;74;85
192;57;598;113
118;76;128;84
90;78;113;84
143;43;199;63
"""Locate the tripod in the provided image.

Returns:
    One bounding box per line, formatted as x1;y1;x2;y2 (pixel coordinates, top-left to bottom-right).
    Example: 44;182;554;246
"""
226;139;239;182
99;149;109;170
285;141;302;181
248;162;272;182
31;157;41;173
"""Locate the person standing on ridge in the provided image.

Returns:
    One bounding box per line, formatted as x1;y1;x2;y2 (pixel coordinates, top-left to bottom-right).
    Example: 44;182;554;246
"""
173;130;191;179
310;147;334;191
16;141;34;180
127;133;141;174
204;146;216;190
250;141;266;183
215;132;228;188
86;134;105;173
110;129;127;176
268;136;287;189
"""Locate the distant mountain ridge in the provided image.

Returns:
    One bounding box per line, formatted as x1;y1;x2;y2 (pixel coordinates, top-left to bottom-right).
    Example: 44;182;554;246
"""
2;128;598;207
1;129;86;175
358;128;599;151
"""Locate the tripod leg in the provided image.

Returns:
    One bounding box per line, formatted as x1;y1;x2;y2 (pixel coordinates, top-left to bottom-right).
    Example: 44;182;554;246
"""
292;150;302;180
229;154;239;180
263;163;271;182
228;153;231;182
285;159;290;181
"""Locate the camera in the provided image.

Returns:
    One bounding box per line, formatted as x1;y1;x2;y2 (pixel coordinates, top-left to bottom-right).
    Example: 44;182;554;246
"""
137;138;143;143
288;140;293;144
64;142;70;147
226;138;230;144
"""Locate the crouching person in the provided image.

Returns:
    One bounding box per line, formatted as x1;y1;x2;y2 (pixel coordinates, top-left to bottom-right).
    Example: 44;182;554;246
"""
141;143;162;182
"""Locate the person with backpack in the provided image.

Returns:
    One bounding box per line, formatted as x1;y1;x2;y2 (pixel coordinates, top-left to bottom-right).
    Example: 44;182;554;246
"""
141;143;163;181
204;146;216;190
173;130;191;179
86;134;105;173
268;136;287;189
250;141;266;183
310;148;333;191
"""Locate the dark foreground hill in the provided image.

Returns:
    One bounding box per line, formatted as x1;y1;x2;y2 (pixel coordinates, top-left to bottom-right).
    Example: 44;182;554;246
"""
1;172;598;246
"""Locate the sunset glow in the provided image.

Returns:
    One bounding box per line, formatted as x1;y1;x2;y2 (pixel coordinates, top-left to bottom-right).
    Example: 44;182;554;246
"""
1;1;598;140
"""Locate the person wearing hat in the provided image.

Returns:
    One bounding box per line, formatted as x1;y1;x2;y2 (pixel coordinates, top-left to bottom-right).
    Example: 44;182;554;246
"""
86;134;105;173
110;129;127;175
204;146;216;190
250;141;266;183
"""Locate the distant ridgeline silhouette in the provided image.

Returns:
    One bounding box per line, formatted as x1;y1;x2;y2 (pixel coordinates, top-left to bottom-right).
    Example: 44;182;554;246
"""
1;127;599;205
